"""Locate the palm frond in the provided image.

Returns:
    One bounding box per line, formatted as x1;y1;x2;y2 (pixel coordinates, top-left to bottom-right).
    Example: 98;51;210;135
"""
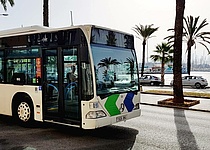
150;42;173;63
194;18;208;35
132;24;159;41
0;0;14;11
198;42;210;54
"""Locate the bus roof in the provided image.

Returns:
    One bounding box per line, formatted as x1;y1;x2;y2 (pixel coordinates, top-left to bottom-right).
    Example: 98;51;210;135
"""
0;25;89;38
0;25;133;38
0;25;50;38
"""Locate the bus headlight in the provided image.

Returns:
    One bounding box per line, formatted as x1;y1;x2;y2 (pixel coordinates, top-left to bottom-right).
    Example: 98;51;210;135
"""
86;110;106;119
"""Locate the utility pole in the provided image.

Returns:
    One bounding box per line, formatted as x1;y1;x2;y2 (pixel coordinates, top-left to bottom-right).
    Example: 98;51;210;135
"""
70;11;73;26
43;0;49;27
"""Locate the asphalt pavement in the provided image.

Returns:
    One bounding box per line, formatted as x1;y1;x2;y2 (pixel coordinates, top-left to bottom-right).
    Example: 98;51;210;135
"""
140;86;210;112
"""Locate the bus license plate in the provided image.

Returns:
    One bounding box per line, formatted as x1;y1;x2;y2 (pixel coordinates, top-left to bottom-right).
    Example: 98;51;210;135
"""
116;115;127;122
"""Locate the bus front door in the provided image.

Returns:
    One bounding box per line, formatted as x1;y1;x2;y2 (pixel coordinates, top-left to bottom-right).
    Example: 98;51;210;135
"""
43;48;80;123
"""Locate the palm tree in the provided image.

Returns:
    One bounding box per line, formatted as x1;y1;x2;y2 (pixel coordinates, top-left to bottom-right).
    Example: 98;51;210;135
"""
43;0;49;27
98;57;120;83
126;57;135;80
0;0;14;11
150;42;173;85
98;57;120;70
106;31;117;46
183;16;210;75
133;24;159;77
165;16;210;75
173;0;185;103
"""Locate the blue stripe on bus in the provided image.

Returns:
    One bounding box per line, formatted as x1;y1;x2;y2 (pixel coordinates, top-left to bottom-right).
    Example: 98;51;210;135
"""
124;93;134;112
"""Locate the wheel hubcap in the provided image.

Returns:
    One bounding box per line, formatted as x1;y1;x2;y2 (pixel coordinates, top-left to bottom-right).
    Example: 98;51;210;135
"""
196;84;200;88
17;102;31;122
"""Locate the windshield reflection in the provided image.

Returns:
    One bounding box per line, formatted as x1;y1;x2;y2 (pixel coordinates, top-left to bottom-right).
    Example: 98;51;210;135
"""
91;44;139;96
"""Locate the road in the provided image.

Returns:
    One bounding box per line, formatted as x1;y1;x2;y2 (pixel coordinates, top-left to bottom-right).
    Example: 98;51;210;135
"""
1;105;210;150
117;105;210;149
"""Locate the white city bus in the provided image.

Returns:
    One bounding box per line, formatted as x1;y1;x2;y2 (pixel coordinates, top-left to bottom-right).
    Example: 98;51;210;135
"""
0;25;141;129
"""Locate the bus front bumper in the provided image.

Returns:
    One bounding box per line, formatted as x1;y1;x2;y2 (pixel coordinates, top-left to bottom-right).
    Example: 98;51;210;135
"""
82;109;141;129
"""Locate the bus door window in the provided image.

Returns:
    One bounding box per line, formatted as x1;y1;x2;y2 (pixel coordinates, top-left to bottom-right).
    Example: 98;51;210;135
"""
64;64;77;101
63;48;79;119
66;65;77;83
43;50;59;113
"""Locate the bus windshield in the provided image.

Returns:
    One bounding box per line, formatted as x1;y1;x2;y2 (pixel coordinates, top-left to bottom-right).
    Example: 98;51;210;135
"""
91;44;139;96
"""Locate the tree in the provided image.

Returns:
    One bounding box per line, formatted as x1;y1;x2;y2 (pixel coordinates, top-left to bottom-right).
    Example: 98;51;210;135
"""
165;16;210;75
173;0;185;103
106;31;117;46
126;57;135;80
183;16;210;75
43;0;49;27
133;24;159;77
0;0;14;11
150;42;173;85
98;57;120;70
98;57;120;83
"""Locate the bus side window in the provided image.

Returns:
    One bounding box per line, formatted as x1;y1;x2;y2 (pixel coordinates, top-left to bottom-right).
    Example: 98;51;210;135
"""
7;65;14;83
0;75;2;82
0;69;3;83
0;51;4;83
11;73;26;85
6;58;38;85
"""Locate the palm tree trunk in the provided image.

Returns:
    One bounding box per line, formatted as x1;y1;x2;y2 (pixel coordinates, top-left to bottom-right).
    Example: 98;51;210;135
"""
161;62;165;85
141;40;146;77
161;52;165;85
187;46;191;75
173;0;185;103
43;0;49;27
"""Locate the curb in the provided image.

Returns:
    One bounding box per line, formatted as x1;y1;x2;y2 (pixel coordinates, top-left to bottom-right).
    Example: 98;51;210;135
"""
140;102;210;113
141;91;210;99
140;92;210;113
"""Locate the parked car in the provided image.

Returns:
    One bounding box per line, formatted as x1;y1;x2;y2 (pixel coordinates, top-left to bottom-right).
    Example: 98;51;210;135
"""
170;76;208;89
114;78;134;87
139;75;162;86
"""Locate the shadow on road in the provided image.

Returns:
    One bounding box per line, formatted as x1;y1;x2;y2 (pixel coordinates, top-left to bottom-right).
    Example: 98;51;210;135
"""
44;123;139;150
174;109;199;150
0;115;138;150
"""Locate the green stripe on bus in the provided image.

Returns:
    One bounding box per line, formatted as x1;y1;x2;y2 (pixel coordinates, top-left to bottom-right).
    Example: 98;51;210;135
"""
105;94;121;116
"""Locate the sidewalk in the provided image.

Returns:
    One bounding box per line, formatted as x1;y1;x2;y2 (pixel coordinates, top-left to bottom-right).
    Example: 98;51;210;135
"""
141;92;210;112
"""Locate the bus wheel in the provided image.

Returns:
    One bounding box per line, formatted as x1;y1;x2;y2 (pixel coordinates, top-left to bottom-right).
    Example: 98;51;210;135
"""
13;99;34;126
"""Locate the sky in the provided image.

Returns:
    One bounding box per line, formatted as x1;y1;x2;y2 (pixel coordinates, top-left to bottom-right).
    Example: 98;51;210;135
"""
0;0;210;64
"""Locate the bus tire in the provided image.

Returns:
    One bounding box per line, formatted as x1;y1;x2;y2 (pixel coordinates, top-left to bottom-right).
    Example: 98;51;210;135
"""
13;97;34;126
